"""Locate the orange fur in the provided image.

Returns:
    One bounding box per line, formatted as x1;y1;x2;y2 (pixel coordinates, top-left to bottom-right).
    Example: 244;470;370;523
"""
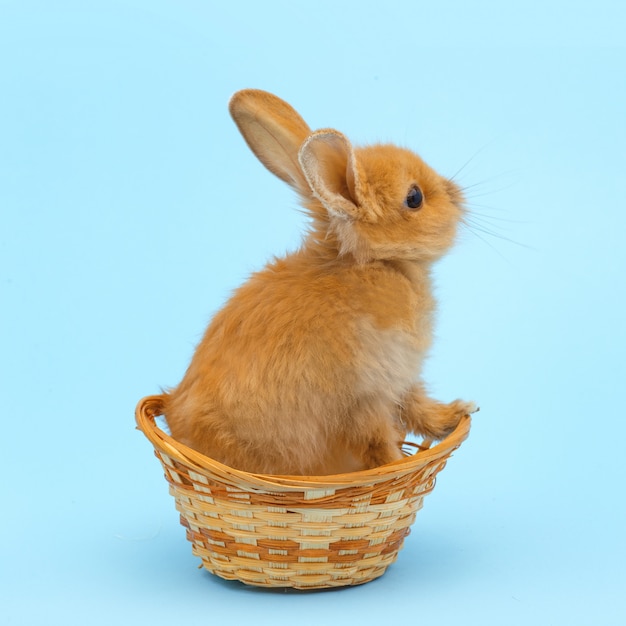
163;89;477;475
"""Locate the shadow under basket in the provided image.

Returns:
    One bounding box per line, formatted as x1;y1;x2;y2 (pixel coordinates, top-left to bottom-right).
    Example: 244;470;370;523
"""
135;395;471;590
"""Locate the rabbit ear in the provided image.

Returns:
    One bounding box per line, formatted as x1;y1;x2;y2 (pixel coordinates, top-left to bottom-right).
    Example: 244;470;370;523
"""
298;130;364;219
229;89;312;193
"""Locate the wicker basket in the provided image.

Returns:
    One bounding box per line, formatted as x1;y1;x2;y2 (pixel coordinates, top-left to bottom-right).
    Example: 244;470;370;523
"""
135;395;471;590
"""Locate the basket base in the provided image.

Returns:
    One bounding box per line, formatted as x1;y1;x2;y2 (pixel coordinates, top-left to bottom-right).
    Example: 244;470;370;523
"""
194;546;401;590
181;511;412;589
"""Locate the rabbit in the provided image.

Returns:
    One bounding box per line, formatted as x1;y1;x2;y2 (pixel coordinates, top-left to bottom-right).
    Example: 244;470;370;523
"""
162;89;477;476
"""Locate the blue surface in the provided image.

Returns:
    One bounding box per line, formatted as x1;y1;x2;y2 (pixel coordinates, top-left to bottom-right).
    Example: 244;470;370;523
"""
1;1;625;624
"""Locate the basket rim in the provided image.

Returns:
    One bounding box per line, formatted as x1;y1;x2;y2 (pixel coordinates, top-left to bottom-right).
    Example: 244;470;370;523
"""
135;394;471;491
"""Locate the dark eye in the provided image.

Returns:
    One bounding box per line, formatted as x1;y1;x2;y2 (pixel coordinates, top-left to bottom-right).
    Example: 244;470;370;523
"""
405;185;423;210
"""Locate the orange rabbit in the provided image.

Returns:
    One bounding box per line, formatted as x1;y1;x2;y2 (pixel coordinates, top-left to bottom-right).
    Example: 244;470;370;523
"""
163;89;477;475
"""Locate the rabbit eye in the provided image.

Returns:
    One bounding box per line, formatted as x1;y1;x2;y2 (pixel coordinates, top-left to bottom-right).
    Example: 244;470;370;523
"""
405;185;423;210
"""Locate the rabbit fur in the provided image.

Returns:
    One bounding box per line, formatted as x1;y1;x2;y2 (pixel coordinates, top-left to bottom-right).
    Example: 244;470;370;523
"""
163;89;476;475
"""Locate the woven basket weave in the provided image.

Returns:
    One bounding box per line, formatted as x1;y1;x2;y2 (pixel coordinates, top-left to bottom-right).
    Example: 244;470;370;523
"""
135;394;470;589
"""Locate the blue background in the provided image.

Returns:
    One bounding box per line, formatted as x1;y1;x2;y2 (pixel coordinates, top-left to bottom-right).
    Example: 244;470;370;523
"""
1;1;625;624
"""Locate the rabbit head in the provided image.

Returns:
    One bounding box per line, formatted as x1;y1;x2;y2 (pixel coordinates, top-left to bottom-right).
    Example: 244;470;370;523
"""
229;89;465;264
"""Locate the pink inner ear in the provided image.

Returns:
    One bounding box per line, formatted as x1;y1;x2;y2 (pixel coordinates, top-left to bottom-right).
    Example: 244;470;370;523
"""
299;131;361;219
228;89;312;194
